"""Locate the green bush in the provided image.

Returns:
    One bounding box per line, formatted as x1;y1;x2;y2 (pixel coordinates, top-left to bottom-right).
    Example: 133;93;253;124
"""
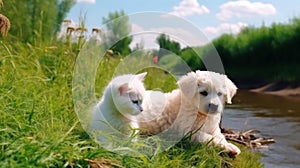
212;17;300;82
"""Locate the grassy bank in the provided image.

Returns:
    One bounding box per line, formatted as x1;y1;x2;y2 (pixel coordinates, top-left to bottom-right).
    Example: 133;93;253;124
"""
0;41;263;167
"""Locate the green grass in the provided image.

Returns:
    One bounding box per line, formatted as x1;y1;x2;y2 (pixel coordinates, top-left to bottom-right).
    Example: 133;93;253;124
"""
0;41;263;167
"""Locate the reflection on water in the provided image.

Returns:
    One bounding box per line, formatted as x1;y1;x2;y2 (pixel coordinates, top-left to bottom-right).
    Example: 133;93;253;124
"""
222;90;300;168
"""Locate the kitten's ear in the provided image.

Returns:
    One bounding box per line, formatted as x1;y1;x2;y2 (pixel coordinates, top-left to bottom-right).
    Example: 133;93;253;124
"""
118;83;129;96
136;72;147;81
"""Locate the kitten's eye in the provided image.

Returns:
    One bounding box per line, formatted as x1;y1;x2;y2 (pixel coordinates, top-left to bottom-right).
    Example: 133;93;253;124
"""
200;91;208;96
132;100;138;104
217;92;223;96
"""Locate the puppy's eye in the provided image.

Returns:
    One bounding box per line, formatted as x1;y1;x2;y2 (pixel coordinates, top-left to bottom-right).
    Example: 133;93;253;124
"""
132;100;138;104
200;91;208;96
217;92;223;96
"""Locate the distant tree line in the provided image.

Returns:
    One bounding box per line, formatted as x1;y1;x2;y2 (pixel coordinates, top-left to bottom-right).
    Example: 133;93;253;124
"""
2;1;299;82
156;18;300;82
213;18;300;82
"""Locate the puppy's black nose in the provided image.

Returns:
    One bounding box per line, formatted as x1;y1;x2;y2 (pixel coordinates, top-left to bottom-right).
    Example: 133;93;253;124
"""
208;103;218;113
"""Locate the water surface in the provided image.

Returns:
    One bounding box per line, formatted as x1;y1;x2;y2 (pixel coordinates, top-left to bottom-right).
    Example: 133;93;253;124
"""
223;90;300;168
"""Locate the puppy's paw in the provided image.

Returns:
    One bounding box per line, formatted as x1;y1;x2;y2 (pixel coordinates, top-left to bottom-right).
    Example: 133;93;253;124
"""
225;143;241;156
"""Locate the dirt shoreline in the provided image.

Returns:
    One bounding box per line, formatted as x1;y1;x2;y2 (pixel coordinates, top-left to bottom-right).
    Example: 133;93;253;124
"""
236;80;300;98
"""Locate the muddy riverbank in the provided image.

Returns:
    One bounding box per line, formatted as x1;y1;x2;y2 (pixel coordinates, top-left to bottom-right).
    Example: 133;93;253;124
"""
235;80;300;98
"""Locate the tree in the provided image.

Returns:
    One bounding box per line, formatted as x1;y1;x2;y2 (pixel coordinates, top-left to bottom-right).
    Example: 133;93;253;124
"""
156;34;181;56
180;47;202;71
1;0;75;44
102;10;132;56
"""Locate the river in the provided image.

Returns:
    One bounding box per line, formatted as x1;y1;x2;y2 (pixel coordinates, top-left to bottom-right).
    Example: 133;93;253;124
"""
222;90;300;168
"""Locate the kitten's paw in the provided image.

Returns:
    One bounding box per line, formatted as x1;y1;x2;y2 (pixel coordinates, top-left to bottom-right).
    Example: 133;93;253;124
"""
225;143;241;156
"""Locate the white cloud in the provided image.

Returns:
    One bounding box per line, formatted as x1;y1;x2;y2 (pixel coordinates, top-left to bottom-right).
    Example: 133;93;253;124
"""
130;24;158;49
169;0;209;17
131;24;144;33
217;0;276;20
203;22;247;39
76;0;96;4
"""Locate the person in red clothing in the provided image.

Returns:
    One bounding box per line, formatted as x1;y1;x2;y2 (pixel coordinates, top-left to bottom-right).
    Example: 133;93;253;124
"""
152;55;158;64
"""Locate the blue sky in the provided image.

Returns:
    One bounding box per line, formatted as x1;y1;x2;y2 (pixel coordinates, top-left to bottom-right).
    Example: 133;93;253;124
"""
66;0;300;48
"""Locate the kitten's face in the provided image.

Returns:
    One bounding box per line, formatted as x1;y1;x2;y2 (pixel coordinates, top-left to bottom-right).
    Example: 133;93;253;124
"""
113;72;147;116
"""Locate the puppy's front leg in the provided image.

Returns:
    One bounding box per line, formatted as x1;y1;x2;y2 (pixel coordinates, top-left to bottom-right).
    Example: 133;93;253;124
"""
195;131;241;156
214;131;241;155
195;131;227;146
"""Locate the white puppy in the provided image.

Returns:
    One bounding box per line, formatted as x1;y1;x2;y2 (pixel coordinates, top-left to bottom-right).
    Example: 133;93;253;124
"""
137;71;241;155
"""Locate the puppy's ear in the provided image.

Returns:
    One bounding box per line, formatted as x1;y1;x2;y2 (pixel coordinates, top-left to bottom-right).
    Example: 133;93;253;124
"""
177;72;197;99
225;76;237;104
135;72;147;81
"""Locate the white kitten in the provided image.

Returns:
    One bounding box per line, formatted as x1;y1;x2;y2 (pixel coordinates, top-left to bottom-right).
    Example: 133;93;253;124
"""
90;72;147;142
